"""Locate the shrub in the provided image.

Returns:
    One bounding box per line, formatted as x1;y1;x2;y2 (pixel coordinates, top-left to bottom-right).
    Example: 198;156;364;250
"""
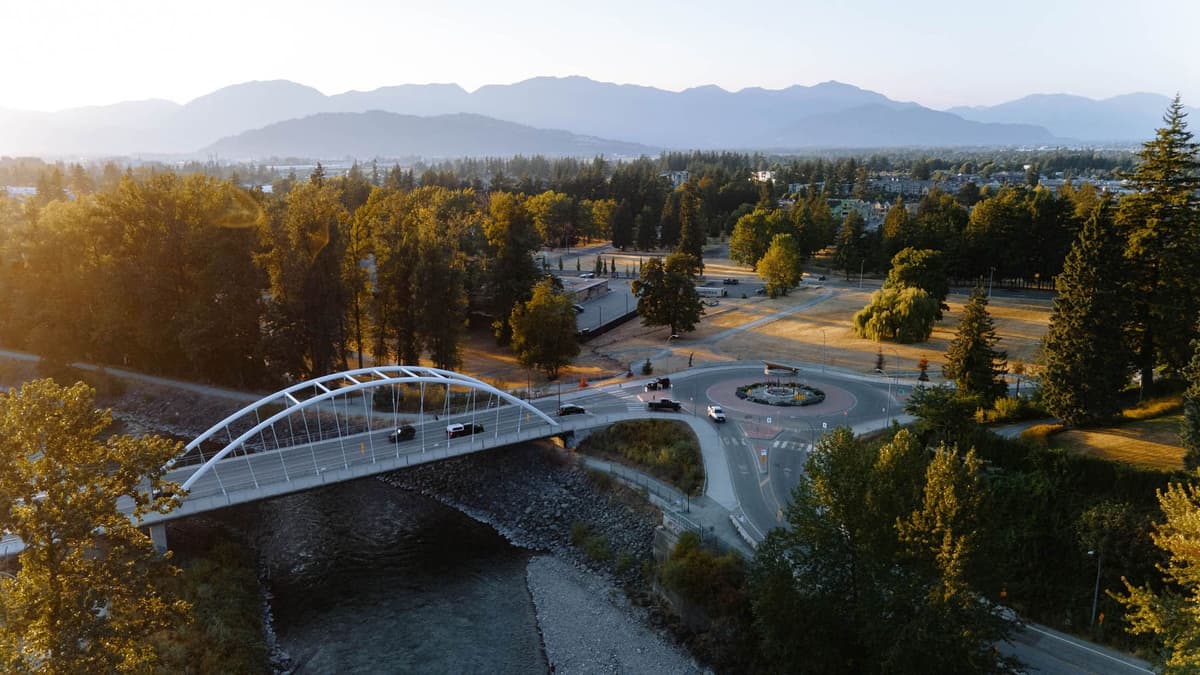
577;420;702;494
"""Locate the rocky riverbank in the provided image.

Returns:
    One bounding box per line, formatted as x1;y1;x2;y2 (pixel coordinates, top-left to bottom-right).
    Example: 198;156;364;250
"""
380;441;706;673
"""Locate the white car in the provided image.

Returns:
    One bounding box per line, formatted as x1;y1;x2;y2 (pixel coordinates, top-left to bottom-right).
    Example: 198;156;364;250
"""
707;405;726;423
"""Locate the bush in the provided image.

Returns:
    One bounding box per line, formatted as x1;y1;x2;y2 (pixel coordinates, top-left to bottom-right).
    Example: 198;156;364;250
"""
641;358;654;376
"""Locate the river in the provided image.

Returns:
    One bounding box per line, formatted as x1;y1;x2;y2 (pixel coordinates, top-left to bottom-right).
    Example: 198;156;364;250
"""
251;477;547;674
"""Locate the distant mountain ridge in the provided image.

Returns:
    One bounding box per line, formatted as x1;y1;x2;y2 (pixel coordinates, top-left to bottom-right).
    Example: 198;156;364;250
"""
0;76;1183;158
948;92;1200;141
204;111;654;159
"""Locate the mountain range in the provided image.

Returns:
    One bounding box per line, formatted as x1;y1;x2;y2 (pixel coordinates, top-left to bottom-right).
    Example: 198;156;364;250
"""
0;77;1192;159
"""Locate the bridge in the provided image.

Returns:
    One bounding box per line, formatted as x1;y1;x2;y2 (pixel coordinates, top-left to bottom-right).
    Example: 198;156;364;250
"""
3;366;589;556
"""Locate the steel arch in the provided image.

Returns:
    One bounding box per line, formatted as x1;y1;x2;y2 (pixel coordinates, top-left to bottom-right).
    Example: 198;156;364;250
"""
175;366;557;492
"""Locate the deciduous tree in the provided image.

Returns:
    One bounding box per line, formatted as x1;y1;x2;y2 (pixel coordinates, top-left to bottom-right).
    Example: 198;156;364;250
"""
632;253;704;335
0;380;188;673
509;278;579;379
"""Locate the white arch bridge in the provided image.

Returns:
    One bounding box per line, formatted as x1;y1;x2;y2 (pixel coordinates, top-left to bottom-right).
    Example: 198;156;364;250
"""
2;366;567;556
159;366;561;519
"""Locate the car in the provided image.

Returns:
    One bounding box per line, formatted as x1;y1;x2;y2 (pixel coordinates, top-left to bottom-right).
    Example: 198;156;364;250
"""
647;398;682;411
707;405;726;423
446;423;485;438
557;404;586;416
705;299;720;307
722;277;739;285
755;287;767;295
572;303;585;314
816;274;827;281
388;425;417;442
643;377;672;391
580;272;595;279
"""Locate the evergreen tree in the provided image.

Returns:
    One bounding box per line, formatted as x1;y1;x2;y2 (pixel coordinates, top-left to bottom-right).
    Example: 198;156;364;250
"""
833;211;867;280
634;205;657;250
1041;201;1129;426
658;190;682;248
881;196;913;257
676;182;706;265
1182;339;1200;471
632;252;704;335
943;286;1008;405
1118;97;1200;397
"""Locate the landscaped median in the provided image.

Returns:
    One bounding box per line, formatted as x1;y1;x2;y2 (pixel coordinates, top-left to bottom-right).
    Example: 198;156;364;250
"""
575;419;703;496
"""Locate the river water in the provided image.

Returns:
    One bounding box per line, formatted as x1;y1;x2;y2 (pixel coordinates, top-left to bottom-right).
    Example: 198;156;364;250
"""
251;477;547;674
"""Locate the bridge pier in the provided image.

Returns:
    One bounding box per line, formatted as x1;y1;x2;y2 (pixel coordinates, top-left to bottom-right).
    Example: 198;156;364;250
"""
149;523;168;555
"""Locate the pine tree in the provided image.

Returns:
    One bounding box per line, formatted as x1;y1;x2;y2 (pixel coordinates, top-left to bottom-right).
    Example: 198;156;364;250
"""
1118;96;1200;397
943;286;1008;405
632;252;704;335
1041;201;1129;426
1182;340;1200;471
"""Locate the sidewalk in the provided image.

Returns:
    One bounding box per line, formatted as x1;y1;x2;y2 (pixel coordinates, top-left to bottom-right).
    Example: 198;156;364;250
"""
574;454;754;558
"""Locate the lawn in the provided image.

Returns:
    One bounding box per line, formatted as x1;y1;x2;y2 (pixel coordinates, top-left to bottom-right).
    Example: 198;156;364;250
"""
1053;414;1186;472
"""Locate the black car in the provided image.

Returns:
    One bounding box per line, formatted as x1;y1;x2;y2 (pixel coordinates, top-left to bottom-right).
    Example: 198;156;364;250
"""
388;425;417;443
557;404;586;416
722;277;739;285
572;304;585;314
644;377;672;392
647;398;682;411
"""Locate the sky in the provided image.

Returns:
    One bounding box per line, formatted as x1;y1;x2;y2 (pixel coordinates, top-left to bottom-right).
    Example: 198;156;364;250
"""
2;0;1196;112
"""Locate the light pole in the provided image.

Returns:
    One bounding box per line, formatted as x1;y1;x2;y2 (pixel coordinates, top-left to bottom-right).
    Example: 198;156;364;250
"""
666;333;679;374
859;259;865;289
988;266;996;299
1089;549;1103;627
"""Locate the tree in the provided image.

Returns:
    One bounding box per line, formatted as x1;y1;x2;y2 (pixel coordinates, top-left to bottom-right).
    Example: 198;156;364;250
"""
756;233;803;297
526;190;574;249
632;252;704;335
1041;201;1129;426
729;207;787;267
905;384;978;446
943;286;1008;405
884;247;950;320
0;380;188;672
833;211;867;280
1118;97;1200;397
676;182;707;264
881;197;914;256
509;279;580;379
1182;340;1200;471
484;192;541;343
749;427;1014;674
852;286;940;343
1116;482;1200;673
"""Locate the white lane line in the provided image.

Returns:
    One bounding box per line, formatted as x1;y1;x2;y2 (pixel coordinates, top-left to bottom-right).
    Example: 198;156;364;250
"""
1022;624;1153;673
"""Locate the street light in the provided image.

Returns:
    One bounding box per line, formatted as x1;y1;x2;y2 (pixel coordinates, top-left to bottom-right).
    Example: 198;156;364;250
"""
666;333;679;374
988;266;996;298
822;329;827;374
1089;549;1103;627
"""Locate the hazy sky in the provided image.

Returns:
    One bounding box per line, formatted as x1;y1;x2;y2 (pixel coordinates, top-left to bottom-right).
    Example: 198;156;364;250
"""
3;0;1195;112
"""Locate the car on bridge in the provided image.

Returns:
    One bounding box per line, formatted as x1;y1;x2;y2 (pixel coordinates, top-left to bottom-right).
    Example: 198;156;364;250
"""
446;423;485;438
707;405;726;423
722;277;739;285
557;404;586;416
647;398;682;412
388;425;417;442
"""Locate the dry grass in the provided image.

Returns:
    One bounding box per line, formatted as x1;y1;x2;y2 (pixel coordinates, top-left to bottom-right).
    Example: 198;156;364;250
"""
1054;415;1185;472
1020;423;1065;448
1121;395;1184;421
447;244;1056;392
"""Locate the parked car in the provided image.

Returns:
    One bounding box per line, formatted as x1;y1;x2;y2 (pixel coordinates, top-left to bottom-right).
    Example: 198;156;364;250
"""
388;424;417;442
557;404;586;416
755;287;767;295
647;398;682;412
722;277;739;285
580;272;595;279
707;405;726;423
446;423;485;438
572;304;585;314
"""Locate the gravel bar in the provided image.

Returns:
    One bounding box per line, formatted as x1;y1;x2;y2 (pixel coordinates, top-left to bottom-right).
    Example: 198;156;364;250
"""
527;555;704;675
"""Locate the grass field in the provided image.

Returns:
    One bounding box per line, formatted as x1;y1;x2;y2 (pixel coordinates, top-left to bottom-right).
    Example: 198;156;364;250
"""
1054;414;1186;472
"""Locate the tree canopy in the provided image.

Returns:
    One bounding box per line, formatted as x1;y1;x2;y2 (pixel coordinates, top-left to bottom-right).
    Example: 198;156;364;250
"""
509;278;580;379
943;287;1008;405
632;252;704;336
0;379;188;673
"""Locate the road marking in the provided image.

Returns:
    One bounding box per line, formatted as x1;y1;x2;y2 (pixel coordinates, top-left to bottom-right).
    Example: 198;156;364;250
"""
1022;624;1154;673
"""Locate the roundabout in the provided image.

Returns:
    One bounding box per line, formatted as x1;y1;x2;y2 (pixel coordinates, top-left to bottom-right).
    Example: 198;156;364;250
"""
735;381;825;407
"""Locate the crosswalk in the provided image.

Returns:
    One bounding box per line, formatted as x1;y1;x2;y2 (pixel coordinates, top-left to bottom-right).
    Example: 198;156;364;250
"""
721;436;810;453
